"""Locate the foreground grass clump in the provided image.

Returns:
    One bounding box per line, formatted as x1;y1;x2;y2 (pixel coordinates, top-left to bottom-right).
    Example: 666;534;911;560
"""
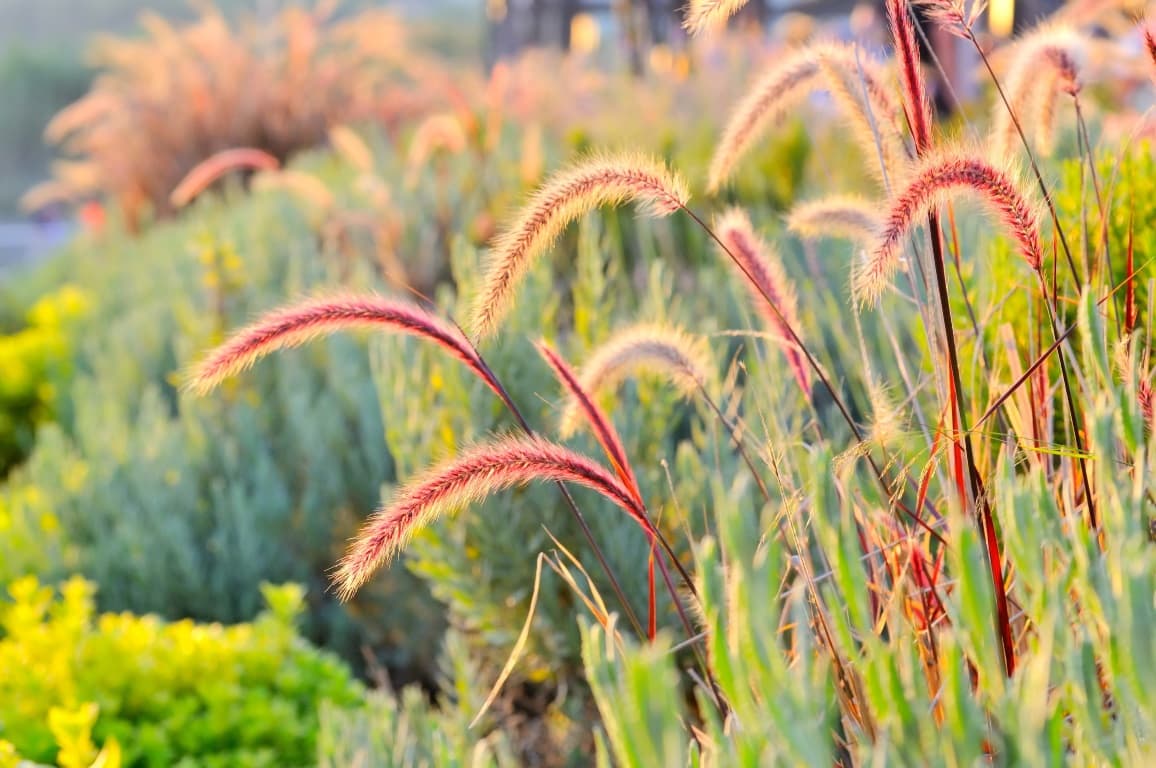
0;578;363;767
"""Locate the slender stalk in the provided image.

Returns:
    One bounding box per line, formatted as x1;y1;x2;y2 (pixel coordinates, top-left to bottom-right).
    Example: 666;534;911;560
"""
695;382;772;503
468;351;647;639
684;204;946;542
966;29;1097;532
967;30;1080;285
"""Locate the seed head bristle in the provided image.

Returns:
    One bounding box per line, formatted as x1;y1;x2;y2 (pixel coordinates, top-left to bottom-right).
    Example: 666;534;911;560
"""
916;0;987;38
1144;25;1156;71
329;124;374;173
556;324;712;438
536;341;642;504
989;26;1083;160
786;194;882;244
187;294;496;398
251;169;336;211
886;0;933;155
856;149;1044;306
470;153;688;339
1140;378;1154;431
709;42;902;191
332;435;646;600
714;208;812;394
812;43;909;181
683;0;752;34
169;147;280;208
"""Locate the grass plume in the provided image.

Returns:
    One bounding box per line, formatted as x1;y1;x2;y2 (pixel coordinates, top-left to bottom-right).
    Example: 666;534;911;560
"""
169;148;280;209
786;195;882;244
186;294;497;399
333;435;646;600
471;153;688;339
683;1;752;34
855;150;1044;305
886;0;933;154
990;27;1083;159
709;42;901;191
715;208;811;395
556;324;711;438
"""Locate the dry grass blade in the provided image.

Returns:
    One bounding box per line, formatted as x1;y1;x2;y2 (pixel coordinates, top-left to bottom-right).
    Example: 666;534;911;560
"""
557;324;712;438
170;148;281;208
786;195;882;244
470;153;688;338
856;150;1044;306
186;294;495;398
470;552;549;728
684;0;752;34
715;208;812;394
332;435;646;599
709;42;901;190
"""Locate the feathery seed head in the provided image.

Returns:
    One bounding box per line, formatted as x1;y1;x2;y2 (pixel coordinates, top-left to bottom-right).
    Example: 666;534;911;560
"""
328;124;374;173
990;26;1085;159
169;147;280;208
856;150;1044;306
1144;25;1156;71
886;0;933;155
333;435;646;600
684;0;752;34
709;42;902;191
916;0;987;38
470;153;688;339
786;194;882;244
714;208;812;394
556;324;712;438
187;294;496;398
535;341;641;503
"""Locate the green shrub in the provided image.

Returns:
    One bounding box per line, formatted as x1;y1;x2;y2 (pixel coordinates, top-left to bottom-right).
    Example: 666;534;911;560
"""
2;173;445;679
0;578;363;767
0;284;88;475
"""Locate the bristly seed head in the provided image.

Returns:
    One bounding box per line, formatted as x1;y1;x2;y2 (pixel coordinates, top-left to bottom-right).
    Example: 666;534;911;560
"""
714;208;812;395
989;26;1085;160
332;435;648;600
556;324;712;438
470;153;688;340
683;0;752;34
856;149;1044;306
709;42;902;191
186;293;498;399
786;195;882;245
886;0;933;155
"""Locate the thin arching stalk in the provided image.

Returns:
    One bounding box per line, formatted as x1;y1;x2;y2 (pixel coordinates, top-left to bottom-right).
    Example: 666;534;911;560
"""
683;204;946;543
465;348;648;640
965;28;1098;533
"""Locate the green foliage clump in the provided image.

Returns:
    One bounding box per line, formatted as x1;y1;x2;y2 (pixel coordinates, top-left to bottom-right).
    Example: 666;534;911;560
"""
317;633;515;768
2;176;444;678
0;578;363;768
0;284;88;475
583;323;1156;764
